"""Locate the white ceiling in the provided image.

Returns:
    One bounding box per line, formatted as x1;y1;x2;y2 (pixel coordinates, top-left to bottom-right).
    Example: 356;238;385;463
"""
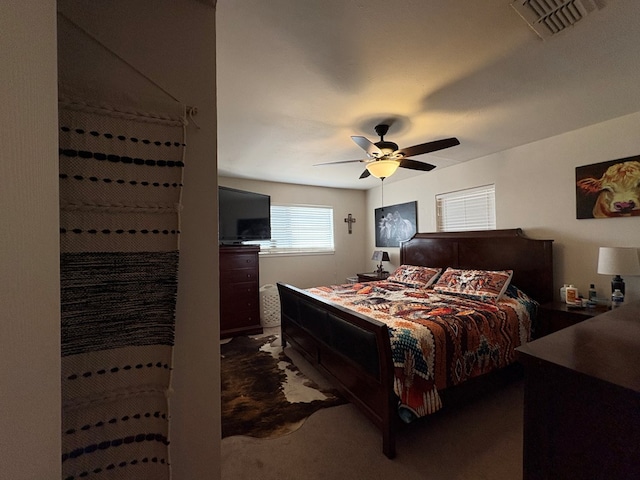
216;0;640;190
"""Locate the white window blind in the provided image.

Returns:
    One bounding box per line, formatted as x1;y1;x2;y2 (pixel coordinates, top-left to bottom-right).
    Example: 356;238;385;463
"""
253;204;335;255
436;184;496;232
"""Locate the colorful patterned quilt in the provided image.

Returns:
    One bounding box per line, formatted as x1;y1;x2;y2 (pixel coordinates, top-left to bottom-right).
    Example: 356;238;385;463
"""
306;281;538;422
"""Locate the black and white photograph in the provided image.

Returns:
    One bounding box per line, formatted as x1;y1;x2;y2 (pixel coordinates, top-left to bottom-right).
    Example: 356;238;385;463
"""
375;201;417;247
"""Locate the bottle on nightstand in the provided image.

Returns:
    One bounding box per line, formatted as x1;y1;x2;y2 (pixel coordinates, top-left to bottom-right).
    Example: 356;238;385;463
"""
560;284;568;302
611;289;624;309
565;285;578;305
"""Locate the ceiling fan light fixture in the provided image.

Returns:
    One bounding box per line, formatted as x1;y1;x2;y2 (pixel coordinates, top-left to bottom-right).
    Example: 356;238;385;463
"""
317;123;460;180
366;160;399;179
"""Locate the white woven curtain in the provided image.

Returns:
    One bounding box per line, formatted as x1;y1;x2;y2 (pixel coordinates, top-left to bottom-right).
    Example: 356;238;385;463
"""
59;92;185;480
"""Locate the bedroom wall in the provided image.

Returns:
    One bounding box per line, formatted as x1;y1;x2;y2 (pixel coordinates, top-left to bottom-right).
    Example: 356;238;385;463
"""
57;1;220;478
366;110;640;304
219;177;368;288
1;3;61;477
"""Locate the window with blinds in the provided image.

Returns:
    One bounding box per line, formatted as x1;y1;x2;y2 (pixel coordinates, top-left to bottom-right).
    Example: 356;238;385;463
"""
436;184;496;232
250;204;335;254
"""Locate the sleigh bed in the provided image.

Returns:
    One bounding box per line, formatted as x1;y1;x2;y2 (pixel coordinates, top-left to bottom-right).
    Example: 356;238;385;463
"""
277;229;553;458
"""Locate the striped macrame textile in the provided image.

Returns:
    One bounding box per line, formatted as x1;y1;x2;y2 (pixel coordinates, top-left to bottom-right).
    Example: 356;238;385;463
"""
59;92;184;480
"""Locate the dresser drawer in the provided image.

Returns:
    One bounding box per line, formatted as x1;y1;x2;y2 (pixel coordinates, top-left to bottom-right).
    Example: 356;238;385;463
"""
220;253;258;271
222;268;258;284
220;281;258;303
220;301;259;318
220;304;260;329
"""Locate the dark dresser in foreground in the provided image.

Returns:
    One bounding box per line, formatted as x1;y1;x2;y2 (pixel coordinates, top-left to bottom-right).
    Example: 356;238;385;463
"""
516;300;640;480
219;245;262;338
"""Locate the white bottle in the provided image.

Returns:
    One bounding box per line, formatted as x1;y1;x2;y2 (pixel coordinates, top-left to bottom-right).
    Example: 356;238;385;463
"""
611;289;624;309
566;285;578;305
560;284;568;302
565;285;578;305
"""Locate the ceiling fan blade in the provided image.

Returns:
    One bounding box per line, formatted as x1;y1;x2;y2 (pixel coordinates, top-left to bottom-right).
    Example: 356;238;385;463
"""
399;158;436;171
397;137;460;158
313;159;365;166
352;136;383;157
359;169;371;179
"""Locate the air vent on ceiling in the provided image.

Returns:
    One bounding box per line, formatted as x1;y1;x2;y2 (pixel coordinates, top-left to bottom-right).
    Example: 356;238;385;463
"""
511;0;607;39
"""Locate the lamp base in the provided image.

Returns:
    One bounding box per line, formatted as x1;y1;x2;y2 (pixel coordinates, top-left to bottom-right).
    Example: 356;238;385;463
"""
611;275;625;295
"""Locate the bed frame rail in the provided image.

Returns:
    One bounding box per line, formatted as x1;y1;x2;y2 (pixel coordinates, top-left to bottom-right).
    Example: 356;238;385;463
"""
277;282;397;458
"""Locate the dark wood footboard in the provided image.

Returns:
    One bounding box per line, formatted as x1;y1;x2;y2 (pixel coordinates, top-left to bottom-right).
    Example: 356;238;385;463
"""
276;282;397;458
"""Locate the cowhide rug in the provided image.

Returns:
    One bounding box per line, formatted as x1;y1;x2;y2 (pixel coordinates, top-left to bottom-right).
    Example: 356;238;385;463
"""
220;334;345;439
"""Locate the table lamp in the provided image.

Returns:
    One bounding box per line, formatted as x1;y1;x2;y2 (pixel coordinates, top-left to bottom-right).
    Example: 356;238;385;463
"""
597;246;640;295
372;250;390;274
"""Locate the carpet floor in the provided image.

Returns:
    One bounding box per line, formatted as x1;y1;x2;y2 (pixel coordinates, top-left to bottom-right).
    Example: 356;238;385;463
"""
221;342;524;480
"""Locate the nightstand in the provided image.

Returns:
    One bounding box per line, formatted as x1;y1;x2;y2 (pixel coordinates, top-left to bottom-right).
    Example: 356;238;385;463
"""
536;301;609;338
356;271;389;283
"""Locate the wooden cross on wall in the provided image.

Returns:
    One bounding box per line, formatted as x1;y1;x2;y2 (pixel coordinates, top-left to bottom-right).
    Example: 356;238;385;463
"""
344;213;356;234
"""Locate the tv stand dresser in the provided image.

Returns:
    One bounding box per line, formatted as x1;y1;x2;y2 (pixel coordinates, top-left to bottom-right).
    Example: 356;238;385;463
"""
219;245;262;338
516;300;640;479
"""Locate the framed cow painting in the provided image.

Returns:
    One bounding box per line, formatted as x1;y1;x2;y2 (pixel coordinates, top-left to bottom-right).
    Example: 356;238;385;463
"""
575;155;640;219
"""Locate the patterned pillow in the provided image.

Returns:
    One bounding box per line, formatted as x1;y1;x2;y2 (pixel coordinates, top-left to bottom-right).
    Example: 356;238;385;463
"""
387;265;442;288
432;267;513;303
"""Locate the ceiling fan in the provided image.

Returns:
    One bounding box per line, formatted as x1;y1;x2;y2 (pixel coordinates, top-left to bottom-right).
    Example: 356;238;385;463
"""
315;124;460;179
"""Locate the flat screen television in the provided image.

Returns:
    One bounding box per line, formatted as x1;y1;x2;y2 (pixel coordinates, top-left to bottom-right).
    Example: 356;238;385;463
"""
218;186;271;244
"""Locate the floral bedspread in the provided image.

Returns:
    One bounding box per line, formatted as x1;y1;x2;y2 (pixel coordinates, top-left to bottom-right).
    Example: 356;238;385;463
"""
306;281;537;422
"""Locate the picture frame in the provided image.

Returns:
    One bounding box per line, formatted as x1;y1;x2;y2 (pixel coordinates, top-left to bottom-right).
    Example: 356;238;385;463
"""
375;201;417;247
575;155;640;219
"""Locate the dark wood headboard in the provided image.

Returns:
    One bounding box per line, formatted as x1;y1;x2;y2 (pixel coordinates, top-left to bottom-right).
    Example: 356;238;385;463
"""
400;228;554;303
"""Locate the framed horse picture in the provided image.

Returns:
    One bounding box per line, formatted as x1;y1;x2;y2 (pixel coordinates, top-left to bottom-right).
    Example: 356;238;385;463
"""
375;201;417;247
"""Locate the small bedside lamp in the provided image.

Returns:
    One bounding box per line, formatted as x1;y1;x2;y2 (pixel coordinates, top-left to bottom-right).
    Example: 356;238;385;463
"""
597;246;640;295
372;250;390;274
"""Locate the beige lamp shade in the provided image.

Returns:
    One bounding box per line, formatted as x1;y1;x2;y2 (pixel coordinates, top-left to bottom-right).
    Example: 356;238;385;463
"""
371;250;390;262
597;247;640;275
372;250;390;273
366;160;400;179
